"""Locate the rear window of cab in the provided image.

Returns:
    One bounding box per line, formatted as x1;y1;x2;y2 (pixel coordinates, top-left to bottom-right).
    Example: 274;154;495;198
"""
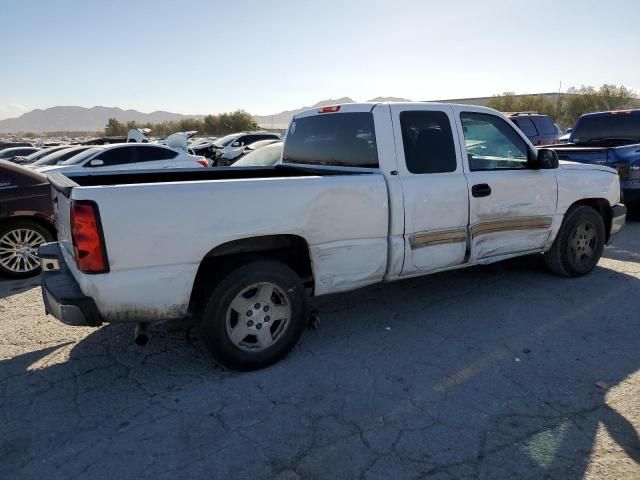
283;112;379;168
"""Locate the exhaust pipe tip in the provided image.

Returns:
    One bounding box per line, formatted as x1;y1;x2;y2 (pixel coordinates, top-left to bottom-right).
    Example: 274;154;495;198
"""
134;323;150;346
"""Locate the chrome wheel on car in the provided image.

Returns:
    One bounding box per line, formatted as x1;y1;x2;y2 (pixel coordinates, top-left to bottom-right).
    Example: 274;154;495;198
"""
0;227;46;274
569;221;597;266
225;282;292;352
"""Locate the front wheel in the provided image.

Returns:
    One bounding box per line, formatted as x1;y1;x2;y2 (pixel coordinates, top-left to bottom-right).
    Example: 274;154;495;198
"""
544;205;605;277
199;259;308;371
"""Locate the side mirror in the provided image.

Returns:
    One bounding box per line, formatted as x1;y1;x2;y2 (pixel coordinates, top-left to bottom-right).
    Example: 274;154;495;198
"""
89;159;104;167
529;148;559;169
231;142;240;147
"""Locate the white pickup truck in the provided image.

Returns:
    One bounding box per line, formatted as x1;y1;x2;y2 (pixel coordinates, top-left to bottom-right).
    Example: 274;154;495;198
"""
40;102;627;370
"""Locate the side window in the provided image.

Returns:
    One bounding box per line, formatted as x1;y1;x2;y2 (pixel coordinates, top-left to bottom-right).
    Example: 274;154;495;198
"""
400;111;457;174
92;146;137;166
461;112;529;171
137;146;178;162
514;118;538;138
536;116;557;135
241;135;258;145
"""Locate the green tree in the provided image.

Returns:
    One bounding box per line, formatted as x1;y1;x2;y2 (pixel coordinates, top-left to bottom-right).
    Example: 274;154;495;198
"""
104;110;263;137
487;92;519;112
105;118;126;136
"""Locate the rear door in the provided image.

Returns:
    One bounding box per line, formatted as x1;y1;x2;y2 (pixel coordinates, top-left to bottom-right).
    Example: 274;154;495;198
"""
390;104;470;276
453;106;557;261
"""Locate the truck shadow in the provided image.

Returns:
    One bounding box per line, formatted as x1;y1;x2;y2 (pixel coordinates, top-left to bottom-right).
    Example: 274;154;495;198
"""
1;249;639;478
0;275;41;300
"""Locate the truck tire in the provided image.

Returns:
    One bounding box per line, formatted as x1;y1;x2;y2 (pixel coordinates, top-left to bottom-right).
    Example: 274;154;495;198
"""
544;205;605;277
0;219;54;278
199;259;307;371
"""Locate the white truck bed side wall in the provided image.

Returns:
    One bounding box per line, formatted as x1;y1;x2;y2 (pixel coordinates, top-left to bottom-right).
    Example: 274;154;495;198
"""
70;174;389;322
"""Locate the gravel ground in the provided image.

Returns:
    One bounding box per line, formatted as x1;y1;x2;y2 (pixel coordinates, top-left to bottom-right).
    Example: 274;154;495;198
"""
1;224;639;479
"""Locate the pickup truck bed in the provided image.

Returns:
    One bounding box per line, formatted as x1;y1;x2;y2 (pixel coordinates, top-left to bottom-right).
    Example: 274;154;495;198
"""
47;165;389;323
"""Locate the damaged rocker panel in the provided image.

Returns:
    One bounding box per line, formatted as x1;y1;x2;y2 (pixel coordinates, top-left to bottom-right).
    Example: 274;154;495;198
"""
471;217;553;237
410;229;468;249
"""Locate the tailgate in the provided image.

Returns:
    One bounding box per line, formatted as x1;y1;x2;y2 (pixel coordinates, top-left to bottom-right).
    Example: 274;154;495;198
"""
48;172;78;260
552;146;608;166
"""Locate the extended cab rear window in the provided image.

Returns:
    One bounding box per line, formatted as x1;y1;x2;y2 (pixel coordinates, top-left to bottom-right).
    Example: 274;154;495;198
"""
283;112;378;168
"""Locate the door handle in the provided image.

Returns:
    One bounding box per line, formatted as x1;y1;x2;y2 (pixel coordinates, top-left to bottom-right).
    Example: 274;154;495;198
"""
472;183;492;198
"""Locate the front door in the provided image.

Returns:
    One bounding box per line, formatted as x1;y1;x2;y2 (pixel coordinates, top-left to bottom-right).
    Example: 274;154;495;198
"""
391;104;470;276
452;107;557;261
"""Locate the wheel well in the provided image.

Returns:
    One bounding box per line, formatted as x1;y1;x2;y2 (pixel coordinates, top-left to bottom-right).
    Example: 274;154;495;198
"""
0;215;56;237
188;235;313;317
570;198;612;242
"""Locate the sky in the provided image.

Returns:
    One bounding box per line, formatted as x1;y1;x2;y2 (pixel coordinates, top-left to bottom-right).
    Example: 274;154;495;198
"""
0;0;639;120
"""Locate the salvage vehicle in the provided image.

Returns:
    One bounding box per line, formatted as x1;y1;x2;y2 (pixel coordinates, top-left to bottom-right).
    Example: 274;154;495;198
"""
550;109;640;214
37;140;208;174
0;141;33;150
218;138;281;166
40;102;626;371
212;132;281;163
0;146;41;162
0;161;55;277
230;141;283;167
12;145;72;165
507;113;559;145
28;146;95;169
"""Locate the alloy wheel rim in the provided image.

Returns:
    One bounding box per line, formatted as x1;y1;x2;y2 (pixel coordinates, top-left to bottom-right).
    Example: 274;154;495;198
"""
569;221;597;265
225;282;292;352
0;228;46;273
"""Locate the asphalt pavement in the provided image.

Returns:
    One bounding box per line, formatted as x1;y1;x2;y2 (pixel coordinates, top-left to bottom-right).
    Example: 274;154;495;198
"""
1;224;639;479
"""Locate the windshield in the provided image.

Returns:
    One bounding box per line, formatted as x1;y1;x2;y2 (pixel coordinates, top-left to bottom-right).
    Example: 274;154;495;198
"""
26;146;67;161
571;113;640;144
60;147;101;165
232;143;283;167
213;134;240;148
31;147;95;166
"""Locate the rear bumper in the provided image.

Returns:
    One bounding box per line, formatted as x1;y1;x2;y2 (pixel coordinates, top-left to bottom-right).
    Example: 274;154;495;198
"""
610;204;627;237
39;243;102;327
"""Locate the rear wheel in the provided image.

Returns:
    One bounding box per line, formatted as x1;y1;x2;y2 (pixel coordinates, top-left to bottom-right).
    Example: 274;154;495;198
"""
0;220;54;278
544;205;605;277
199;259;307;371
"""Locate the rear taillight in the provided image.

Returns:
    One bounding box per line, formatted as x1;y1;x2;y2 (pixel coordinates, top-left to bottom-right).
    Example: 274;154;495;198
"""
196;158;209;167
71;200;109;273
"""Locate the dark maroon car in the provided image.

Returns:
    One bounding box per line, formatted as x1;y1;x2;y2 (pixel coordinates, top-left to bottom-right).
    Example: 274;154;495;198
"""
0;160;55;278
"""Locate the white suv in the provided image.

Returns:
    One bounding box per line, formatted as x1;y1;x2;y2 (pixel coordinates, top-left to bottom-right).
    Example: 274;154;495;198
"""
212;132;280;163
37;143;208;174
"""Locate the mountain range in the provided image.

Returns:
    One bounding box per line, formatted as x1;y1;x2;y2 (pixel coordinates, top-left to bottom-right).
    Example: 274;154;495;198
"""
0;106;204;133
0;97;411;133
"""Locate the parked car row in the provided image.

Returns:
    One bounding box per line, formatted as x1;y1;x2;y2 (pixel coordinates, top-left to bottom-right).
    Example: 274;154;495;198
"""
0;130;284;278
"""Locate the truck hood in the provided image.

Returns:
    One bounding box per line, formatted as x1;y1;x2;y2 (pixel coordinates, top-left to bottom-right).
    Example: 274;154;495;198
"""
559;160;616;174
